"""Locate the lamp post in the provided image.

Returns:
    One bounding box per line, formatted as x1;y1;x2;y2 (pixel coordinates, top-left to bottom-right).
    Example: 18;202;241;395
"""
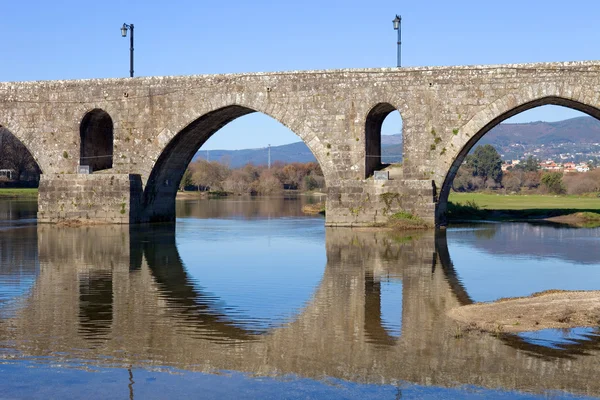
392;15;401;68
121;23;134;77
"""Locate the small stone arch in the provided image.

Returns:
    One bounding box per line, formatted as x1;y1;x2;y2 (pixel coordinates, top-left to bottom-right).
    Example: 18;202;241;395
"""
437;94;600;225
364;102;403;178
80;109;114;173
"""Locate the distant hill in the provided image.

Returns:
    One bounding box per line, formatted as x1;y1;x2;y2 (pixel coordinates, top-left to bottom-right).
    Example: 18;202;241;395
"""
192;136;404;168
477;116;600;161
193;116;600;167
192;141;316;168
478;116;600;147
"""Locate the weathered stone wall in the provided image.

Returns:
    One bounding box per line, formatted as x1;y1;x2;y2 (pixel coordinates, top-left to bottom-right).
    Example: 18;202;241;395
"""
37;174;142;224
326;179;435;226
3;61;600;225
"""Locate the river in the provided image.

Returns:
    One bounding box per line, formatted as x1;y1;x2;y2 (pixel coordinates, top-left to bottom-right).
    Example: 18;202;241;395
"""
0;196;599;399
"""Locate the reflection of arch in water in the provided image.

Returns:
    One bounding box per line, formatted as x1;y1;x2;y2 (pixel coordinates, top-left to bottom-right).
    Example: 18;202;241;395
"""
0;225;39;319
322;229;411;347
133;225;407;346
78;270;113;343
133;225;330;342
364;274;400;346
435;229;600;359
131;225;258;341
434;230;474;307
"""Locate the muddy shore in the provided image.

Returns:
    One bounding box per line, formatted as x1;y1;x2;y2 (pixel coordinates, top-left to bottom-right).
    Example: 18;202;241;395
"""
447;290;600;333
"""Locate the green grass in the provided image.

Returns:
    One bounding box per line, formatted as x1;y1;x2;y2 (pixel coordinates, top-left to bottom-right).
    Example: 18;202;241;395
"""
578;211;600;221
0;188;38;198
449;192;600;211
448;192;600;222
386;210;431;230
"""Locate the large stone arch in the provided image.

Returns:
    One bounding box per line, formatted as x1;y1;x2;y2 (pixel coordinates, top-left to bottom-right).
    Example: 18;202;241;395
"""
142;103;333;222
436;85;600;225
0;123;44;182
0;122;45;176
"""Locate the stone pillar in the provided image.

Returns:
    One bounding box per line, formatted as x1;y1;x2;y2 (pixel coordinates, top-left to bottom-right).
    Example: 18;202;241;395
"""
325;179;436;227
37;174;143;224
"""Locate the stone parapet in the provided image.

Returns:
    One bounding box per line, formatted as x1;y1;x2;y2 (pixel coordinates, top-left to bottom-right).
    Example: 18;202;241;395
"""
37;174;143;224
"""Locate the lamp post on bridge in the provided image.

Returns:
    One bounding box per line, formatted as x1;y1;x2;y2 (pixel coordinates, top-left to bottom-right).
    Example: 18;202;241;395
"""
120;23;135;77
392;15;401;68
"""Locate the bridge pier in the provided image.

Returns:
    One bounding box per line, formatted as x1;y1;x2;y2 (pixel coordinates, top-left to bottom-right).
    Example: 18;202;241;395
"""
325;179;436;227
37;174;143;224
36;173;436;226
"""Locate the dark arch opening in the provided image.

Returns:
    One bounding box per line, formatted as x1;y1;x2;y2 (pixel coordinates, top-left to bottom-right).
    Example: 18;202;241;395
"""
436;96;600;225
365;103;403;178
0;125;42;187
143;105;327;223
80;109;114;173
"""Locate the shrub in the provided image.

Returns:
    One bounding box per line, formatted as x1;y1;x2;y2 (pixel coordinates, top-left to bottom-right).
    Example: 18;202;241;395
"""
541;172;566;194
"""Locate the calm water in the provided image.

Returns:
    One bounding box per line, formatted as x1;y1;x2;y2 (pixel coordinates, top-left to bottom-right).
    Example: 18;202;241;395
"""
0;196;599;399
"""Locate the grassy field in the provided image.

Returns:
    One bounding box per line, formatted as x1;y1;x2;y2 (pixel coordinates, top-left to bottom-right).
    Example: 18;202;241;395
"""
449;192;600;211
0;188;38;198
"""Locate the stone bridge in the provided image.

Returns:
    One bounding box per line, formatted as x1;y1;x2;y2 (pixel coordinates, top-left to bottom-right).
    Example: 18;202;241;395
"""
2;61;600;226
1;225;599;396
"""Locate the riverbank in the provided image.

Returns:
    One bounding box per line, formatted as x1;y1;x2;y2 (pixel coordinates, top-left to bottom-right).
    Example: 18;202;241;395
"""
447;290;600;333
448;192;600;225
176;190;327;199
0;188;38;198
450;192;600;210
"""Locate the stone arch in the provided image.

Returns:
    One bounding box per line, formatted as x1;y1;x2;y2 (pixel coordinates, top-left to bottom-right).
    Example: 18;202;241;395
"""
0;123;44;181
80;109;114;173
142;104;332;222
436;92;600;225
364;102;403;178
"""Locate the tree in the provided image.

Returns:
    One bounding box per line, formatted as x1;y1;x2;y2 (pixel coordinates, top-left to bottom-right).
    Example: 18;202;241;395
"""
179;168;193;191
452;165;483;192
303;173;325;191
541;172;566;194
501;171;521;193
223;169;254;194
467;144;503;184
190;160;229;191
521;171;541;189
516;155;540;172
257;170;282;194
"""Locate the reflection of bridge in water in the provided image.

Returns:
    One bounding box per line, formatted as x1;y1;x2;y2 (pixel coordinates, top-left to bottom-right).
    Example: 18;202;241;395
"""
1;225;599;397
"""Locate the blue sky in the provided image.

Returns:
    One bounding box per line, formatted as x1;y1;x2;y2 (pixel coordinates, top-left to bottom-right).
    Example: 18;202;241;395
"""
1;0;597;149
